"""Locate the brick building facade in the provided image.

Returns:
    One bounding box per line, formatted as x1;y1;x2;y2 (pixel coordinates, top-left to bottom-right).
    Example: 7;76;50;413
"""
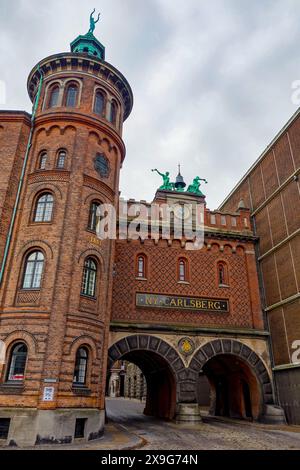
0;21;286;446
219;110;300;424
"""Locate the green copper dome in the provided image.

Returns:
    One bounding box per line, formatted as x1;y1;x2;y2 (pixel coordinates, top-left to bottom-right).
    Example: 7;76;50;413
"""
70;10;105;60
70;32;105;60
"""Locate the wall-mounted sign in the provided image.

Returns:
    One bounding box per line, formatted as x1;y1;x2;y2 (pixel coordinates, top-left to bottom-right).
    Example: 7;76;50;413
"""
90;235;102;246
136;293;229;313
43;386;55;401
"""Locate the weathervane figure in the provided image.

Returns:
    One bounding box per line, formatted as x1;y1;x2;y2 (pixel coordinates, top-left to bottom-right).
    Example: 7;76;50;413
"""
89;8;101;34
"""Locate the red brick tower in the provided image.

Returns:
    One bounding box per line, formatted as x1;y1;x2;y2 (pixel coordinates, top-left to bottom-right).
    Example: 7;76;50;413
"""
0;16;133;445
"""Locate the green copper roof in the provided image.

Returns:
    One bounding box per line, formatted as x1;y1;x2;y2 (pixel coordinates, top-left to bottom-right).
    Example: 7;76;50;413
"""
70;10;105;60
70;32;105;60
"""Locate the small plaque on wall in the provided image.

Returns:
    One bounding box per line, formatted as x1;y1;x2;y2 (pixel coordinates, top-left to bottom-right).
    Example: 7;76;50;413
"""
43;386;55;401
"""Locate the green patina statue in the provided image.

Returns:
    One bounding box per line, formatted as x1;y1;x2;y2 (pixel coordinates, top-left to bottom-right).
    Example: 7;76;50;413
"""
89;8;101;34
187;176;208;196
151;169;174;191
152;168;208;195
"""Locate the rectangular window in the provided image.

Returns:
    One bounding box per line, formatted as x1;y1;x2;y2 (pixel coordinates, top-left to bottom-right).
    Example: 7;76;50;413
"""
221;216;226;226
210;214;216;225
231;217;237;227
0;419;10;439
74;418;87;439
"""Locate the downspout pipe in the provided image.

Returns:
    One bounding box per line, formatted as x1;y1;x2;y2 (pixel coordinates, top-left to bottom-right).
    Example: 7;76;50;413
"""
0;66;44;286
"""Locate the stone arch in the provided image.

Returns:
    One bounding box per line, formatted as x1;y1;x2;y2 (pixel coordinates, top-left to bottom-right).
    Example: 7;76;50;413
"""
77;249;106;275
61;125;77;136
88;130;101;145
223;243;233;254
46;125;63;137
108;335;188;408
3;330;38;356
83;192;108;206
67;334;100;361
189;339;274;419
16;239;54;260
28;183;63;202
236;244;245;255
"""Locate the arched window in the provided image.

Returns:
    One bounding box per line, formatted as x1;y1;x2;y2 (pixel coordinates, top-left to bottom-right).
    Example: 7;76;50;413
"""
56;150;66;169
109;101;117;125
218;262;228;286
88;201;101;232
94;91;105;116
81;257;97;297
6;343;28;382
178;258;188;282
48;85;59;108
34;193;54;222
73;347;88;385
22;251;44;289
38;151;47;170
137;255;146;278
65;83;78;107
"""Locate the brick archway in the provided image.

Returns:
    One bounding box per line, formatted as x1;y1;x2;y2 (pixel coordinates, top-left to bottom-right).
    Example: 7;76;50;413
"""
107;335;190;418
189;339;274;419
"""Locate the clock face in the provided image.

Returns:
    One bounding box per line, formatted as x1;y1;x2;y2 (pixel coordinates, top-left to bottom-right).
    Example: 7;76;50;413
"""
174;205;191;220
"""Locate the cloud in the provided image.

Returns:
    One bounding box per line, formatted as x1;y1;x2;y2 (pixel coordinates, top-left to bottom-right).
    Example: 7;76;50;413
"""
1;0;300;209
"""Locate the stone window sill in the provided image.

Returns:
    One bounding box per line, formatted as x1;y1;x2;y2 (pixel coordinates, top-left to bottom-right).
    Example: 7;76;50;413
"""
177;281;190;285
18;288;41;292
219;284;230;288
135;277;147;281
29;221;53;226
80;294;97;301
0;382;25;394
72;385;91;396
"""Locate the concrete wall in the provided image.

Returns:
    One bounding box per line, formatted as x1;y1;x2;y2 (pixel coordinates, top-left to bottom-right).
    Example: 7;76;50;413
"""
0;408;105;447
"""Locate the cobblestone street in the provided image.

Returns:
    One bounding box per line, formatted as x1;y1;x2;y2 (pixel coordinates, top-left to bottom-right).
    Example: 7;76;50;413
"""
106;398;300;450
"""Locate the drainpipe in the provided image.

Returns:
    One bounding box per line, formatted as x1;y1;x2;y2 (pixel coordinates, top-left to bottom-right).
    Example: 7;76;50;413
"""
0;66;44;286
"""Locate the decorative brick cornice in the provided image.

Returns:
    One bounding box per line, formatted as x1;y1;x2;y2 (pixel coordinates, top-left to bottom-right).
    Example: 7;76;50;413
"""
27;53;133;120
83;175;115;200
0;110;31;125
34;113;126;160
109;321;270;338
28;170;71;185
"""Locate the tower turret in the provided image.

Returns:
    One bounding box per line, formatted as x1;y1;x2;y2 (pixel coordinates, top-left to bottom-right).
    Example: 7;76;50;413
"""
0;13;133;446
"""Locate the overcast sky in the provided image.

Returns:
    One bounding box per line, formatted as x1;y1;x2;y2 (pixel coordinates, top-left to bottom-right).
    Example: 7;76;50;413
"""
1;0;300;209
